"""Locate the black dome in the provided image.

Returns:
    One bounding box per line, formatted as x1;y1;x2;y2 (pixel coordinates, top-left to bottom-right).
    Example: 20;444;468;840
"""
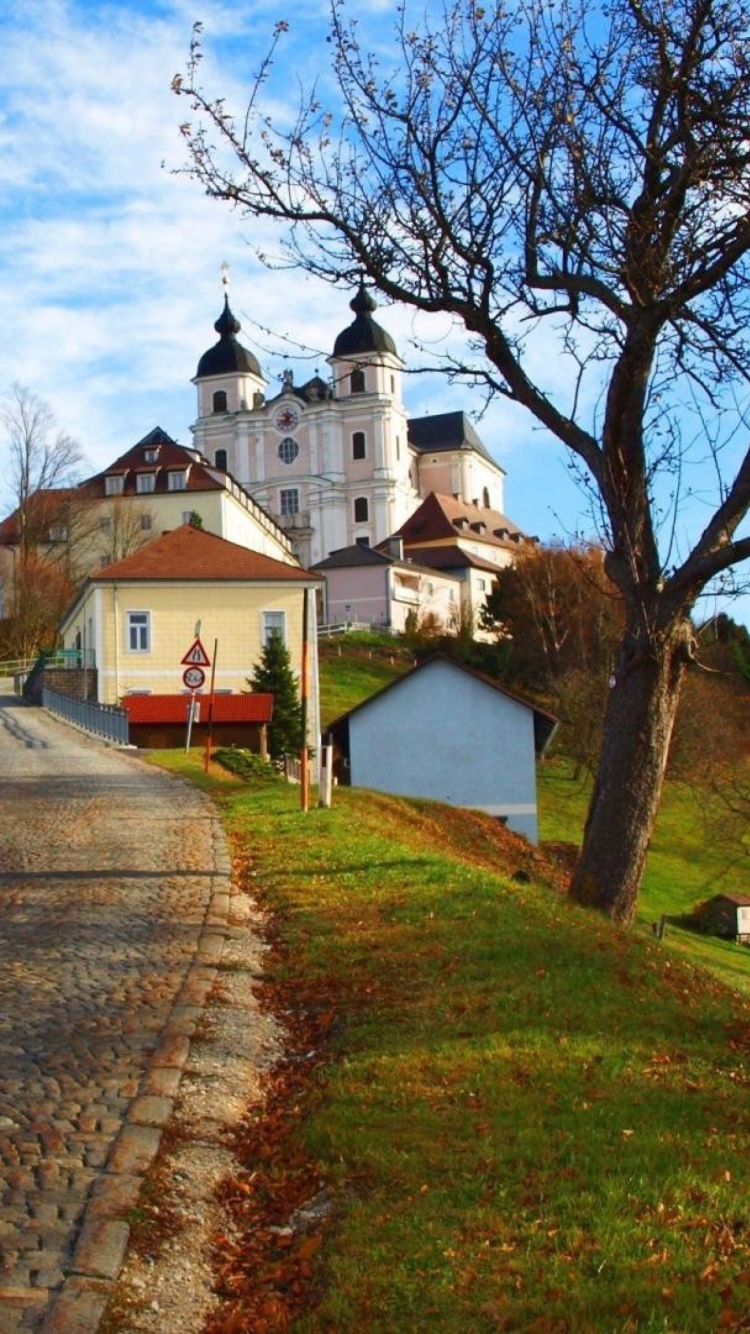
332;283;397;358
196;296;262;378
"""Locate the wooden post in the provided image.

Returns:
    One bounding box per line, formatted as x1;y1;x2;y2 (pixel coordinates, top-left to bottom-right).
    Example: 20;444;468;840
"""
204;638;218;774
300;588;310;812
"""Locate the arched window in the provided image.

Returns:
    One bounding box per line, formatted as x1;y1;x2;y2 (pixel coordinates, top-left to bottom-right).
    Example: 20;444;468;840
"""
354;496;369;523
278;437;300;465
215;449;228;472
350;368;366;394
482;486;491;508
352;431;366;460
212;390;228;413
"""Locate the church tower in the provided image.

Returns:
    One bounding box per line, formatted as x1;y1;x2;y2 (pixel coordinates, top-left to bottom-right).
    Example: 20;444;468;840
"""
190;281;418;567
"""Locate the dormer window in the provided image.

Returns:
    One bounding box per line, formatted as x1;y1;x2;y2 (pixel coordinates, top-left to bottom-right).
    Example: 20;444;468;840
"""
167;469;188;491
143;447;159;463
136;473;156;494
105;475;124;497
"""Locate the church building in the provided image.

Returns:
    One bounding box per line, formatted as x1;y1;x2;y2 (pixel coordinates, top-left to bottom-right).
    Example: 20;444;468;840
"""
190;282;508;570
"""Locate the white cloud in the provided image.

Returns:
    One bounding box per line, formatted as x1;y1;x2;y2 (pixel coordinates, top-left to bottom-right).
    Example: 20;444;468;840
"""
0;0;746;626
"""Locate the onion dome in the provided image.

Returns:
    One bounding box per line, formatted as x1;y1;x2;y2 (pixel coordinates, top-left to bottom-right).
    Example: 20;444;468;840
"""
332;282;397;357
196;295;262;378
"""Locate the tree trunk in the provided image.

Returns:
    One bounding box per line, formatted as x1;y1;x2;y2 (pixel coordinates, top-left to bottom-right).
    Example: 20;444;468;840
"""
569;613;692;925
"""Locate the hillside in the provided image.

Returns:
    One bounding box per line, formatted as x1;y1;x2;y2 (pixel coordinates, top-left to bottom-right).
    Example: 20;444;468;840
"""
140;751;750;1332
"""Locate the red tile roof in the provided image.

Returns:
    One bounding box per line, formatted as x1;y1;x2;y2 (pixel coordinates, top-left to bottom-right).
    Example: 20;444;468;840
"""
393;492;526;550
92;523;321;583
121;693;274;724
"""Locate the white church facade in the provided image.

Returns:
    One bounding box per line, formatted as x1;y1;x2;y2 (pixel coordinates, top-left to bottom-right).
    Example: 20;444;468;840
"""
189;282;509;570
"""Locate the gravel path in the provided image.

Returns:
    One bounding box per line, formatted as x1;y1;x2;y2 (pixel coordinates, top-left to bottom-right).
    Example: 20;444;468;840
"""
0;698;275;1333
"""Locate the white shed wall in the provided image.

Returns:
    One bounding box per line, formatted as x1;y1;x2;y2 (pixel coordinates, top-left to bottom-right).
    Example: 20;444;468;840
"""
348;658;540;841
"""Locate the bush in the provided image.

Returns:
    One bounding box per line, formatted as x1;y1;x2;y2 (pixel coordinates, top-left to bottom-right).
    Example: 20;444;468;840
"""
213;747;279;782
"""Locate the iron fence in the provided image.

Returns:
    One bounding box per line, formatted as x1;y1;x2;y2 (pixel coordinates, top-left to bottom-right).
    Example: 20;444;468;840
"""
42;687;130;746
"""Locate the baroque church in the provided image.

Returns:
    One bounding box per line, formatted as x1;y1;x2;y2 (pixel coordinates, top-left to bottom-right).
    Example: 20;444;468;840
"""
190;281;510;571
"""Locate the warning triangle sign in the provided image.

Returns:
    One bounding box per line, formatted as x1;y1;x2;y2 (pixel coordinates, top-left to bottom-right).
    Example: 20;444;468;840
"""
181;637;211;667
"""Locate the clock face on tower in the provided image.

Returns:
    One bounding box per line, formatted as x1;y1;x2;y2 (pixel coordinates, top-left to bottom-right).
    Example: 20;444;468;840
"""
274;405;300;432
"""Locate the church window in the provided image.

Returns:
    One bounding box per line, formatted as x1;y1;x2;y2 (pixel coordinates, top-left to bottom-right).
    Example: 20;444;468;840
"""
215;449;228;472
136;473;156;494
168;470;187;491
483;487;491;508
280;488;300;515
354;496;369;523
390;375;395;393
350;368;366;394
213;390;228;413
105;475;124;497
396;435;401;460
352;431;366;460
278;436;300;465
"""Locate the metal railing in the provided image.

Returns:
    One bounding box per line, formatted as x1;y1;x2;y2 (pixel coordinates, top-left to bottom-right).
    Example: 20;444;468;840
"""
42;687;130;746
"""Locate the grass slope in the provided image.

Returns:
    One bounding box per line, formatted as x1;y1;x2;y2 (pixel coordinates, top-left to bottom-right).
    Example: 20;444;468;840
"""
152;751;750;1331
539;758;750;999
318;636;411;728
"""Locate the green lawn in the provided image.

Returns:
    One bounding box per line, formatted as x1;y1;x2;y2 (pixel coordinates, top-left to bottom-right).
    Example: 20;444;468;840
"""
149;752;750;1331
318;640;411;727
539;757;750;997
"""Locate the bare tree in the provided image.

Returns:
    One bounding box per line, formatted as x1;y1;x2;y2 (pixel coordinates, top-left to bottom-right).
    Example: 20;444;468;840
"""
175;0;750;923
1;384;84;656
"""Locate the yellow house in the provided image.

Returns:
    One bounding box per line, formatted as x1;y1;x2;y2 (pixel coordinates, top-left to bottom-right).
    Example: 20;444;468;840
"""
58;523;321;747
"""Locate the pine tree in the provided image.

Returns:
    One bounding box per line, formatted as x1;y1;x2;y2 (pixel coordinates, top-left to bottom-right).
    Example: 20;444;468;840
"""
248;632;302;761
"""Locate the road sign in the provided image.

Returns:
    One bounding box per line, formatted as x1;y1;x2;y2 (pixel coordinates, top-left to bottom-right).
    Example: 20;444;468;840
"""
181;637;211;668
183;665;206;690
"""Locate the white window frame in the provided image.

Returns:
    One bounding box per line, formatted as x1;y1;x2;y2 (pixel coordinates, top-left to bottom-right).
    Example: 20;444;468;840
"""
262;610;286;646
280;488;300;516
105;475;124;497
126;610;151;653
136;473;156;494
167;470;187;491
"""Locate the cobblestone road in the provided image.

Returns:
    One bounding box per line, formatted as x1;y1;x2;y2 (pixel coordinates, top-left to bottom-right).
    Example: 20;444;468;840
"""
0;699;232;1333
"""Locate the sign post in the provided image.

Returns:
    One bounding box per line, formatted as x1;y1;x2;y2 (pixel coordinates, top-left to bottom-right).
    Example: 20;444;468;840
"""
203;638;218;774
180;636;212;752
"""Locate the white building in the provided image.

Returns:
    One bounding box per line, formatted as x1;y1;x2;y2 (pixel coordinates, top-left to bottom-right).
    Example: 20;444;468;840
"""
190;283;509;570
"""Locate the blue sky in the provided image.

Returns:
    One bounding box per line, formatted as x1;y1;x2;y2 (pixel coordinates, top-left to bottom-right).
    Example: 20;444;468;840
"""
0;0;747;628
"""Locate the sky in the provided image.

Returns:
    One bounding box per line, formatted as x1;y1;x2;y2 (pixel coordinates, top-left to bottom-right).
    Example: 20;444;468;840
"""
0;0;748;628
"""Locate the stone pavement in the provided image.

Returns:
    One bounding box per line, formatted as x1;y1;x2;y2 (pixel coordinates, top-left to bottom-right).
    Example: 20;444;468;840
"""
0;698;233;1333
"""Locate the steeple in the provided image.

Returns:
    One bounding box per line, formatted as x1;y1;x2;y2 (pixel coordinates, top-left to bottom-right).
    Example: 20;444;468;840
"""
195;290;263;379
332;281;398;358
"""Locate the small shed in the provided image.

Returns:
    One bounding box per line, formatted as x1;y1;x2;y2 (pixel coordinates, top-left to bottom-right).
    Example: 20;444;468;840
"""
696;894;750;943
327;654;557;843
121;692;273;751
